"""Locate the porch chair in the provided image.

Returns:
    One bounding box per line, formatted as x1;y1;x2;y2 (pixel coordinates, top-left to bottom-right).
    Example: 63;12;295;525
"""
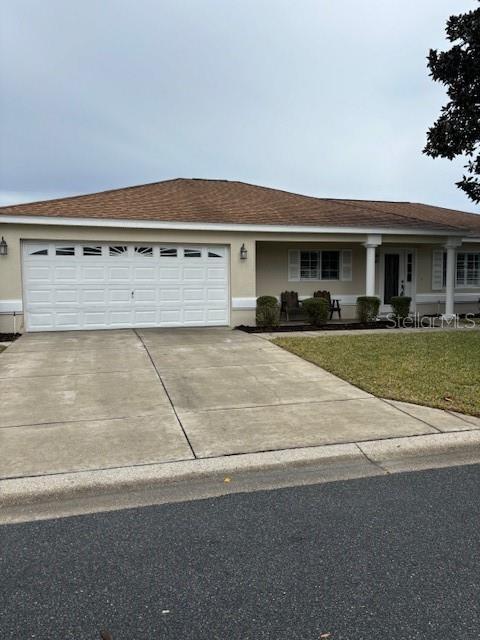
280;291;301;321
313;290;342;320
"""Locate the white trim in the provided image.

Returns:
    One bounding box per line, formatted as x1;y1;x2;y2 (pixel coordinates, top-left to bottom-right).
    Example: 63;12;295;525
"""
177;292;480;311
297;294;360;305
232;297;257;310
0;214;467;236
0;299;23;312
416;293;480;304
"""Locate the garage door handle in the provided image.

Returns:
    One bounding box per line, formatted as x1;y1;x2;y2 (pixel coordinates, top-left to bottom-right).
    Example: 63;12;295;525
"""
131;291;134;298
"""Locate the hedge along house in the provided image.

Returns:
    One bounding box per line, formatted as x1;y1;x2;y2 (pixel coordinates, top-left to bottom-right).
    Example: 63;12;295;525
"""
0;178;479;333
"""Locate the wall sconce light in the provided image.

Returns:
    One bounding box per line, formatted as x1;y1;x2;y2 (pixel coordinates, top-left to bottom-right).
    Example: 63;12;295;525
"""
240;243;248;260
0;237;7;256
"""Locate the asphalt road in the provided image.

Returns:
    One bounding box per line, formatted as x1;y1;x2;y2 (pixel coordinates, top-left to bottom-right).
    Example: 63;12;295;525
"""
2;464;480;640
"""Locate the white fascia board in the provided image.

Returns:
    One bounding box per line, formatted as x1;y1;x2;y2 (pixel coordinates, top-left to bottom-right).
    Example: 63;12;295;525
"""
416;293;480;303
0;214;466;237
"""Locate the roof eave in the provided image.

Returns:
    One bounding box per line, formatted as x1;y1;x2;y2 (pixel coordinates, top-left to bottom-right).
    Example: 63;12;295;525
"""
0;213;468;236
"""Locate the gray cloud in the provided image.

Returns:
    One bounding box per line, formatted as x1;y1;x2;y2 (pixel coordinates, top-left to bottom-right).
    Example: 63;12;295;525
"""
1;0;478;213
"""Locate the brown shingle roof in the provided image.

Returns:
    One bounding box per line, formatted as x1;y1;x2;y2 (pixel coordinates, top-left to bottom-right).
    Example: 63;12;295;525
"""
1;178;479;234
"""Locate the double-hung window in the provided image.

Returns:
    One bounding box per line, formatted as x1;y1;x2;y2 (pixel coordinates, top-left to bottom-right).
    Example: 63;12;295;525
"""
291;250;345;281
321;251;340;280
433;250;480;289
300;251;320;279
457;252;480;287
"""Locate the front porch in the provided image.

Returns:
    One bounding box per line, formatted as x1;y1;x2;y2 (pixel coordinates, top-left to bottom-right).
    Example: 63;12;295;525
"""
254;235;480;321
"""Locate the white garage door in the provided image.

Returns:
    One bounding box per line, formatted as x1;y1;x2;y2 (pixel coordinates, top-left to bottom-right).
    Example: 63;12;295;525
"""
22;241;229;331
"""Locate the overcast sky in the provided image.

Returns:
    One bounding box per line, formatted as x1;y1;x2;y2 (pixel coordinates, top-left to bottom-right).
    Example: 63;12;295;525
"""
1;0;478;213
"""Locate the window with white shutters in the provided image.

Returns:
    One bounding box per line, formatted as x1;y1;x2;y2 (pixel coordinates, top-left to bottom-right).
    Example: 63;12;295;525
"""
288;250;350;281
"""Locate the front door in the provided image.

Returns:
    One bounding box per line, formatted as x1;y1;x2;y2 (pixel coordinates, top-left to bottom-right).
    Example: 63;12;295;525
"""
383;253;401;304
380;248;416;311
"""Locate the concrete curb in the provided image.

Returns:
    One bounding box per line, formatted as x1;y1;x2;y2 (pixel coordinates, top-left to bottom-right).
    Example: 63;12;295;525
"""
0;444;361;507
2;431;480;508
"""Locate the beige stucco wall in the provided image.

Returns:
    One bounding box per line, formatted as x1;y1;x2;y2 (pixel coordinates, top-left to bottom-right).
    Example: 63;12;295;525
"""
1;222;479;332
256;242;365;319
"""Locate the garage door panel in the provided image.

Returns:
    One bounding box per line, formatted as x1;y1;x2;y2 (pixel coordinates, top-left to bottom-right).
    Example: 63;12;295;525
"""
159;288;181;302
56;312;82;328
183;267;205;281
24;265;52;281
54;266;78;281
159;267;181;280
207;287;228;302
82;289;107;304
81;266;106;281
133;310;157;324
134;289;156;302
106;266;131;281
28;289;54;304
183;308;206;323
207;267;227;280
108;289;132;303
23;242;229;331
28;313;55;329
133;266;156;280
108;311;133;325
207;309;229;323
183;288;206;302
55;290;78;303
159;309;182;324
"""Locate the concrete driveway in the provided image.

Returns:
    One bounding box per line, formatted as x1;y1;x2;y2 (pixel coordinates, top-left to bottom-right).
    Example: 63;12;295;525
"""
0;328;455;480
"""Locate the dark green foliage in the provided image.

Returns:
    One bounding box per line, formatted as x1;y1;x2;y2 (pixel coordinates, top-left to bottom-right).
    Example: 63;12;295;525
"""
424;4;480;203
356;296;380;322
390;296;412;320
256;296;278;307
302;297;329;326
256;296;280;327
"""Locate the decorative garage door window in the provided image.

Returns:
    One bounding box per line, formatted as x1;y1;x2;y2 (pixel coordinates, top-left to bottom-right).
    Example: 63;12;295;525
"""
135;246;153;256
83;246;102;256
160;247;177;257
27;245;49;256
184;248;202;258
109;245;128;256
22;241;229;331
56;246;75;256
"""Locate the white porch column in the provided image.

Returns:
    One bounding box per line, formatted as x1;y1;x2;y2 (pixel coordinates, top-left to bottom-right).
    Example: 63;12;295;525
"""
443;237;462;319
363;235;382;297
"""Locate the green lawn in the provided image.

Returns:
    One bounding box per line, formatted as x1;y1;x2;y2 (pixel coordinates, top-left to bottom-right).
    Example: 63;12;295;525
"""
274;332;480;417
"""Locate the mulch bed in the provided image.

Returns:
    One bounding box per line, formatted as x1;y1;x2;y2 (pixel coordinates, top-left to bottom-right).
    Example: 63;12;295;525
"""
236;321;394;333
0;333;22;342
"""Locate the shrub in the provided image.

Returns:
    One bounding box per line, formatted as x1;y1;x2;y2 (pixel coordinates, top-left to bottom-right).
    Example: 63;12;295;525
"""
256;296;280;327
302;297;329;327
356;296;380;323
390;296;412;320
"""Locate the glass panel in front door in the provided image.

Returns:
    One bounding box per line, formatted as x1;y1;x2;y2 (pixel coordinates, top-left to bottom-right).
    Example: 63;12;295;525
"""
384;254;400;304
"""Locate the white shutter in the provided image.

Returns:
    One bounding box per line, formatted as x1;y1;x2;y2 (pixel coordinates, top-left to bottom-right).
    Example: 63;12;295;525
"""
340;250;352;281
288;250;300;281
432;250;444;290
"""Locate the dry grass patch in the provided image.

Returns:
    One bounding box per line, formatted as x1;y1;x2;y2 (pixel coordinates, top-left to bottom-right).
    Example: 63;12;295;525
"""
274;331;480;417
